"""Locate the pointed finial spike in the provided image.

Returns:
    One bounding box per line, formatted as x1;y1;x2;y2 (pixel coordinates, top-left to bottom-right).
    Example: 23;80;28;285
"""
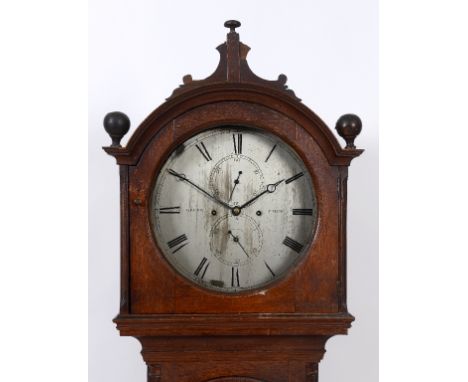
224;20;241;33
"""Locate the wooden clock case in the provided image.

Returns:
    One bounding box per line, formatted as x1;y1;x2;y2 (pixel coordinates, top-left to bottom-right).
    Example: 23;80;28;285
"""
103;20;363;382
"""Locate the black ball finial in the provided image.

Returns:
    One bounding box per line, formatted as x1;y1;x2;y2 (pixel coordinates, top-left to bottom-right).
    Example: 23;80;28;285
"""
224;20;241;33
336;114;362;149
103;111;130;147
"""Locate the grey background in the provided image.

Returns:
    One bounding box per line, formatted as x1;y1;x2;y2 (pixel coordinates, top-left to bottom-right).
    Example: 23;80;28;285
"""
89;1;378;381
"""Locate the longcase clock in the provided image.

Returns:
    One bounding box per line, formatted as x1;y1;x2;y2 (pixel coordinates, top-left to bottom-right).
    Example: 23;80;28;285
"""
103;20;363;382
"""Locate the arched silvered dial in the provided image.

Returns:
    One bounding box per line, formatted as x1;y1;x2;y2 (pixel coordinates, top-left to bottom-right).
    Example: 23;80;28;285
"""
151;126;318;293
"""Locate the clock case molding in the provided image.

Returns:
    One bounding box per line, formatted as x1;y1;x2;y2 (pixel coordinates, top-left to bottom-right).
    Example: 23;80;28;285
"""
104;20;363;382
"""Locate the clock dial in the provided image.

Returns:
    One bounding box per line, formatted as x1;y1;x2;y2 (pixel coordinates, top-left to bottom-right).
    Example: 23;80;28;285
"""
151;126;318;293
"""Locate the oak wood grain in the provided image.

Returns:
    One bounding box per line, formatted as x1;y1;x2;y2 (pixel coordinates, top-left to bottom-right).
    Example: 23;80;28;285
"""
103;20;363;382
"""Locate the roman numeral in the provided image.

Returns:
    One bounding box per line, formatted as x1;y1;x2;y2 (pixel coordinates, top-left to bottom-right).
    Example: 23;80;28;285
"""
282;236;304;253
292;208;313;216
210;279;224;288
233;133;242;154
264;261;276;277
231;267;240;287
285;172;304;184
265;144;277;162
194;257;209;278
157;206;180;214
195;142;212;161
167;234;188;253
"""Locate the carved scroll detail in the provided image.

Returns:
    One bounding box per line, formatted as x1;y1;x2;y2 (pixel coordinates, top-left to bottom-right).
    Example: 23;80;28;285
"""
168;22;300;101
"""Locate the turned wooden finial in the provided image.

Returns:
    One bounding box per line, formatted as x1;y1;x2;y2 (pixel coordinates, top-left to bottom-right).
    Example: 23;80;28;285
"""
103;111;130;147
336;114;362;149
224;20;241;33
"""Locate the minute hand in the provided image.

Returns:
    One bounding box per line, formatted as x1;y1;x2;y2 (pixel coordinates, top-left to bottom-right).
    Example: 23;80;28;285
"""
239;179;284;209
167;169;231;209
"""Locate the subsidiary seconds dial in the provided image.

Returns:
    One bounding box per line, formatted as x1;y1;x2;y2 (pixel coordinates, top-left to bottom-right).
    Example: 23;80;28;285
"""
151;126;318;293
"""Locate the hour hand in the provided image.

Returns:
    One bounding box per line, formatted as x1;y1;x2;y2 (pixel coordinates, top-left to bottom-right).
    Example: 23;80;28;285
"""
167;169;230;209
239;179;284;209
